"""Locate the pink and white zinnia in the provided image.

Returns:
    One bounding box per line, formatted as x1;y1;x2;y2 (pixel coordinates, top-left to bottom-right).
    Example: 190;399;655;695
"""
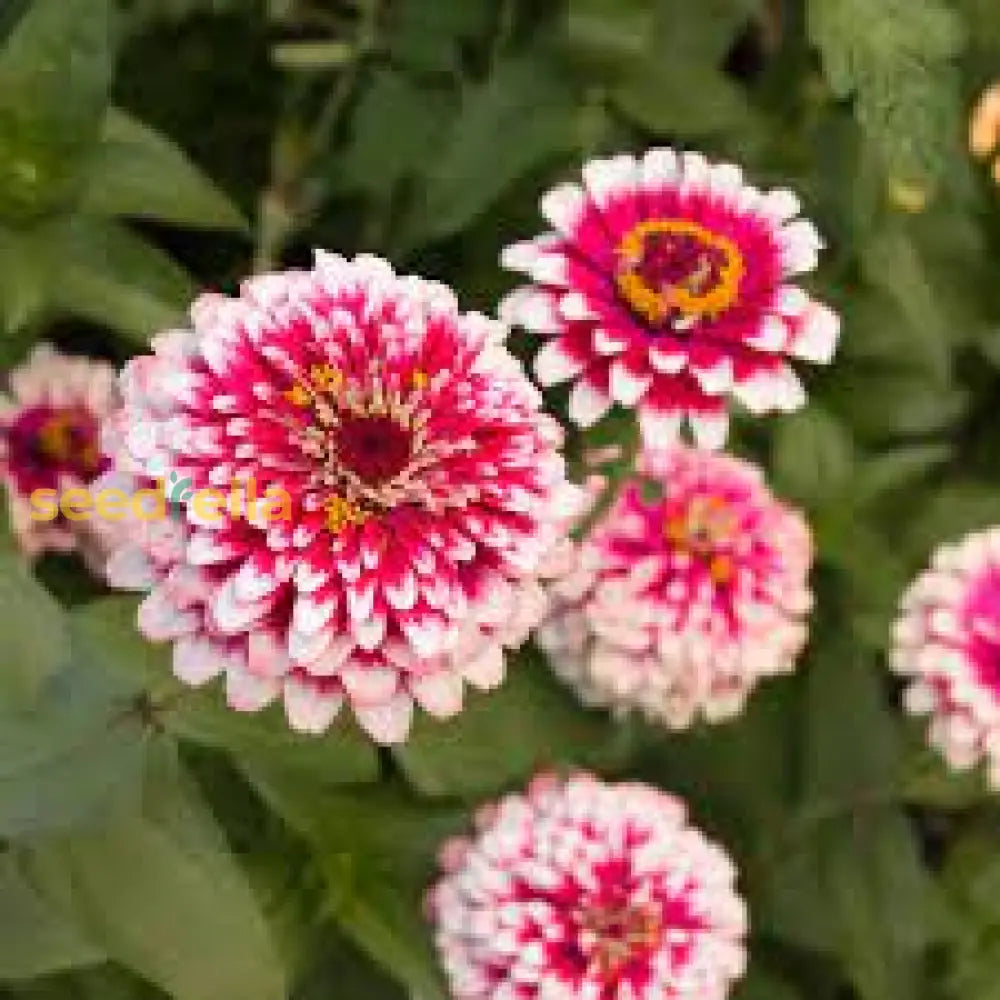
501;149;839;449
538;446;813;728
0;343;115;566
892;527;1000;785
101;253;578;744
428;771;748;1000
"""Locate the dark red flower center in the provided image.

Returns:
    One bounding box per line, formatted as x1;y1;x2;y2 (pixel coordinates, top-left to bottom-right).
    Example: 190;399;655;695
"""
616;219;743;326
3;403;103;494
335;412;413;486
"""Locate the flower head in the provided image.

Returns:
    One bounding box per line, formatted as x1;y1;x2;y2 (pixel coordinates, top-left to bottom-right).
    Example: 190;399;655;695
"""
892;527;1000;785
538;445;813;728
501;149;839;449
0;344;116;564
427;771;747;1000
101;253;577;743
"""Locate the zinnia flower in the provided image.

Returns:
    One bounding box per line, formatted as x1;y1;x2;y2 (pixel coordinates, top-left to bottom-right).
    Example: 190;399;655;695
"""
427;771;748;1000
537;445;813;728
0;343;115;566
892;527;1000;785
500;149;839;448
101;253;578;743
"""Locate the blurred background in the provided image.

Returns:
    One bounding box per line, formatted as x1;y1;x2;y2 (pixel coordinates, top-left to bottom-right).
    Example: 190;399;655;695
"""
4;1;1000;999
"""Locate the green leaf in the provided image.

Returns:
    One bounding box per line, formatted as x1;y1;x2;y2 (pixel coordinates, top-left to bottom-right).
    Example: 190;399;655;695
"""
283;786;462;1000
407;55;576;244
68;596;171;691
860;228;952;382
771;407;854;508
808;0;964;191
394;648;634;798
81;109;247;232
801;645;901;806
70;596;380;791
614;59;752;136
0;850;104;981
0;549;70;705
338;70;456;195
0;0;113;224
0;224;45;333
386;0;492;73
170;693;381;794
45;742;287;1000
50;216;193;340
0;666;147;840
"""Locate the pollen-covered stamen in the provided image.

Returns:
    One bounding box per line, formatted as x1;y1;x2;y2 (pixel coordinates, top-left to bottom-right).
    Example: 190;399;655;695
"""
664;494;738;584
579;901;664;982
325;494;367;534
615;219;744;327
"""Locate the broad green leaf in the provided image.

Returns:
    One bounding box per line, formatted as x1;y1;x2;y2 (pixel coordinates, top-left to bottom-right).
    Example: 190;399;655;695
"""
70;596;380;789
338;70;456;195
0;666;147;839
761;807;943;987
394;648;634;798
0;0;113;223
614;60;752;136
407;55;576;243
801;645;901;805
771;407;854;508
824;808;939;1000
0;224;45;333
68;596;171;692
808;0;964;190
265;785;462;1000
386;0;493;72
81;109;247;232
46;743;287;1000
50;217;192;340
861;228;952;382
0;549;70;705
171;693;381;793
0;850;103;980
635;681;799;862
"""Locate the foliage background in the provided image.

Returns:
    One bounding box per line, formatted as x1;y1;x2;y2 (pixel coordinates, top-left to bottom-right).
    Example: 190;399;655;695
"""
3;0;1000;998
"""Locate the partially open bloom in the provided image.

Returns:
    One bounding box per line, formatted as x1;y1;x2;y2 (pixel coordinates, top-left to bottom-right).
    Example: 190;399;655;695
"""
501;149;839;449
0;343;115;566
538;445;813;728
892;527;1000;786
428;771;747;1000
101;253;577;743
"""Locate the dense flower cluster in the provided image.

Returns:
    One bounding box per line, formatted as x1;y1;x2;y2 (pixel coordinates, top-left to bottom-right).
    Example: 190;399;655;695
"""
537;445;813;728
427;771;748;1000
0;343;115;566
892;527;1000;785
501;148;839;449
99;253;579;743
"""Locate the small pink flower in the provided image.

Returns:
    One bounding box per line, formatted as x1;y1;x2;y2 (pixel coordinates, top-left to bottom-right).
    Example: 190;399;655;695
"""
501;149;839;449
101;253;579;744
892;527;1000;785
0;344;116;566
427;771;748;1000
538;445;813;728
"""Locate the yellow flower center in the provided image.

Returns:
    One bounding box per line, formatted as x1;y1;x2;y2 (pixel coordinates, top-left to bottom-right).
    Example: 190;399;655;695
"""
615;218;744;325
664;494;737;583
